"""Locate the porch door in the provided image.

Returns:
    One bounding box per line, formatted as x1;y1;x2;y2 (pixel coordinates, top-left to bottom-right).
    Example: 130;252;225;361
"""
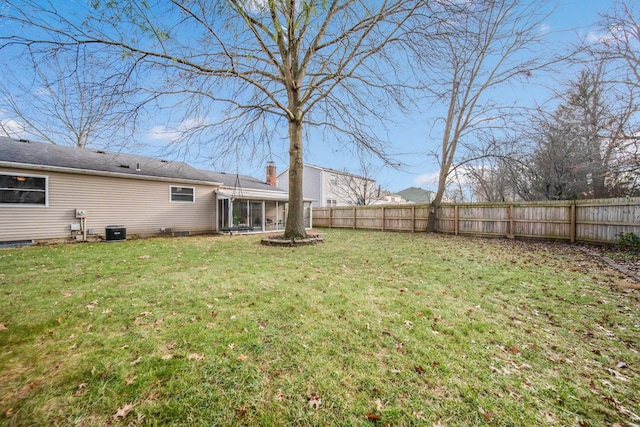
218;198;230;230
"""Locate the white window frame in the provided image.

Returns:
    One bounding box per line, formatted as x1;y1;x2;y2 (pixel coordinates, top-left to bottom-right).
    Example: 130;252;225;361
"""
169;185;195;203
0;172;48;207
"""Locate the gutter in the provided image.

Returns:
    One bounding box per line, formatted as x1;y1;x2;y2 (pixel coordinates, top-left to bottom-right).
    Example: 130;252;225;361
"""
0;161;223;187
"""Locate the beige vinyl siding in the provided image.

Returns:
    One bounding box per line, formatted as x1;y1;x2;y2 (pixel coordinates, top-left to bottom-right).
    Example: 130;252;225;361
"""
0;167;217;242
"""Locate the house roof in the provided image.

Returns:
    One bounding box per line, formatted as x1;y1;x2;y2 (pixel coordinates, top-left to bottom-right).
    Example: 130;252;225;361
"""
0;137;287;194
396;186;436;204
199;169;285;193
277;163;372;182
0;136;219;184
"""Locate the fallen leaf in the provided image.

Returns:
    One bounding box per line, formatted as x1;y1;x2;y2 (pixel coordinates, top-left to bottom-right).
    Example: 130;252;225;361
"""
603;396;640;421
77;382;88;389
137;255;150;259
237;354;248;361
0;323;8;330
616;361;628;369
139;311;152;317
162;354;174;360
415;366;425;375
130;357;142;365
228;343;236;350
187;353;205;361
112;403;133;420
508;345;520;354
606;368;629;382
366;413;380;421
85;300;98;310
478;407;493;421
307;395;322;410
102;309;112;314
414;411;425;420
374;399;384;411
404;320;413;330
125;376;137;385
235;404;247;417
543;411;556;423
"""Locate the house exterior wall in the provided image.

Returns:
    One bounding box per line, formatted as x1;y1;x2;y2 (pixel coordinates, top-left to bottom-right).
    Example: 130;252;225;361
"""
0;166;217;242
277;166;323;205
277;165;376;207
303;166;323;205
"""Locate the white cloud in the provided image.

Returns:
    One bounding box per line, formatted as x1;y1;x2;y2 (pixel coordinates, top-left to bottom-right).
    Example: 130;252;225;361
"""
414;172;439;187
0;109;27;137
586;25;624;45
539;23;550;34
414;165;475;188
147;125;182;143
146;117;208;143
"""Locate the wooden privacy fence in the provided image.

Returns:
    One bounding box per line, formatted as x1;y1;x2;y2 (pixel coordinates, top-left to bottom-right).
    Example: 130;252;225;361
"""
312;197;640;244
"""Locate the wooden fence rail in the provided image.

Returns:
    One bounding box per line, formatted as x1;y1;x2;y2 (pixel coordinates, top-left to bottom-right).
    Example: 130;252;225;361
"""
312;197;640;244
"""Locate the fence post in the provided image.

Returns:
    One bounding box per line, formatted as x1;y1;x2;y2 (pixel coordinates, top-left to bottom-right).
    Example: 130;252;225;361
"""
381;206;385;231
454;205;459;235
412;206;416;233
353;207;357;230
570;203;576;243
508;205;514;239
329;208;333;229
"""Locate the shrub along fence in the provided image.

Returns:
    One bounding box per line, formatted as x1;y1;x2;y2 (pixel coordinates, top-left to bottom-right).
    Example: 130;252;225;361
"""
312;197;640;244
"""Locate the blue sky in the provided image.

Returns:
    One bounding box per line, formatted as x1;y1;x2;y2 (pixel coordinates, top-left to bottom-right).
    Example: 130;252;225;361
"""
0;0;619;193
188;0;617;193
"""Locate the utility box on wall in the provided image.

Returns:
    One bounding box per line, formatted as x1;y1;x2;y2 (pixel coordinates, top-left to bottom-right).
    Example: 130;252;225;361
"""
75;209;87;218
105;226;126;242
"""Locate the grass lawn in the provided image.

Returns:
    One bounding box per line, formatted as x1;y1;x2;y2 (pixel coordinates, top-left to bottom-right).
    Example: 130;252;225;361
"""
1;229;639;426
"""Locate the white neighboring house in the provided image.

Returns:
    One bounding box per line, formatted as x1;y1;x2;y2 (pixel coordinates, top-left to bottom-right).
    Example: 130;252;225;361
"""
277;163;406;207
369;189;412;205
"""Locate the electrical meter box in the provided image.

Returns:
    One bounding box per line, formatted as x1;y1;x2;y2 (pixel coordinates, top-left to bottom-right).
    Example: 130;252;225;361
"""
75;209;87;218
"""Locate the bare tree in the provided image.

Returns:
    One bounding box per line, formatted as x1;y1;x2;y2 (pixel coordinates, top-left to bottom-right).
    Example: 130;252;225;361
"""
0;46;139;149
520;64;638;200
590;0;640;89
420;0;560;229
328;157;381;206
0;1;438;239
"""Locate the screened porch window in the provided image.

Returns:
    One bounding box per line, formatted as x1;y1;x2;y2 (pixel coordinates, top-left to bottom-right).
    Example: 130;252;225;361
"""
0;173;47;206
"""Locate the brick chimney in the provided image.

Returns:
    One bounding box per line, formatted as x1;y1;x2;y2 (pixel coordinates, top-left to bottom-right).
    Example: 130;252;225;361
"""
266;161;277;186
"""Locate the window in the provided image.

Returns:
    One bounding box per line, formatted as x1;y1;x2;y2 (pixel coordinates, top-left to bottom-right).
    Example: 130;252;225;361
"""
0;173;47;206
326;199;337;206
170;186;195;202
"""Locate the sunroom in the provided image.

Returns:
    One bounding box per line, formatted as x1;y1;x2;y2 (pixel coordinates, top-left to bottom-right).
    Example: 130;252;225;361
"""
216;187;312;233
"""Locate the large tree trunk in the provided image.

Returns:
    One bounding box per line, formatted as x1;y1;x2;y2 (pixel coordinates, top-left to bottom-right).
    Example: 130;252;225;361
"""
427;171;447;232
284;118;307;239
